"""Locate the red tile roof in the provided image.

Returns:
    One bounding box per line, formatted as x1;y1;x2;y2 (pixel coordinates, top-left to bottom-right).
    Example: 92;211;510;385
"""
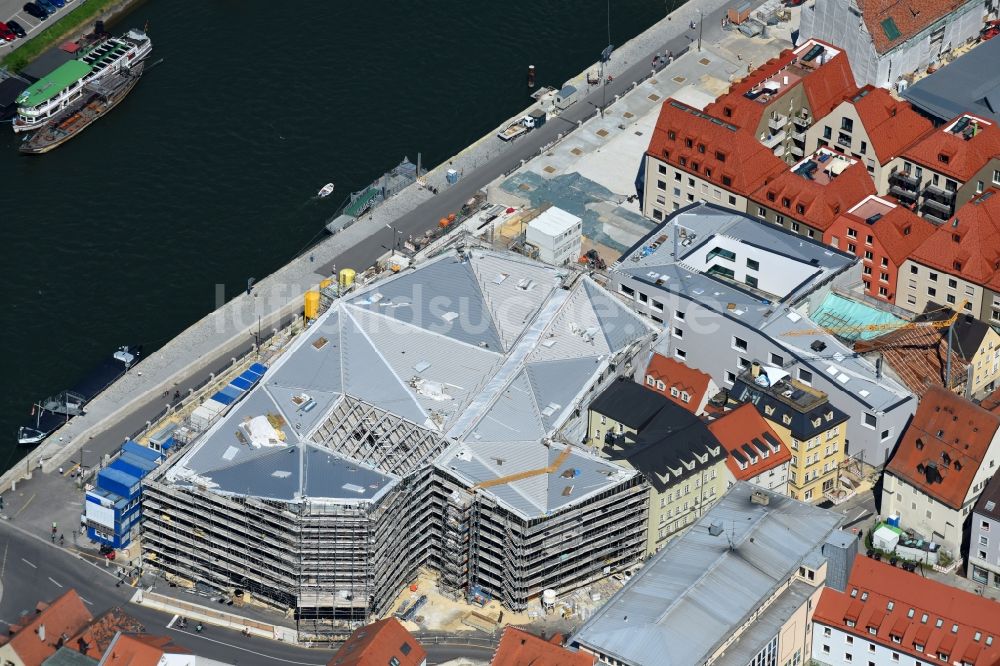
858;0;977;54
644;353;714;413
491;627;596;666
704;40;857;132
0;590;93;666
98;634;187;666
910;188;1000;289
327;618;426;666
750;158;876;232
848;86;934;164
835;197;935;265
885;386;1000;509
708;404;791;481
901;115;1000;182
855;326;968;396
813;557;1000;664
68;608;145;660
646;99;787;197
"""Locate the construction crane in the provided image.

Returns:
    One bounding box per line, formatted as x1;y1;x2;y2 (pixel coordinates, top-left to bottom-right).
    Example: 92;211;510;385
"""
782;300;969;337
471;446;573;490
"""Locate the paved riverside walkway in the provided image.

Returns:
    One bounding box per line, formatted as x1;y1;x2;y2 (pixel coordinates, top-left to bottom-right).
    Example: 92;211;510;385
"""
0;0;772;542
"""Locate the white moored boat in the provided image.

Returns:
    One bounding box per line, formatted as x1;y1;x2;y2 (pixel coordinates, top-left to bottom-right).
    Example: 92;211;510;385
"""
318;183;335;197
13;29;152;133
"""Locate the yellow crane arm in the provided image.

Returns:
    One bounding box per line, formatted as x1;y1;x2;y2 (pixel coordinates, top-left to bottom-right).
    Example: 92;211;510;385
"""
472;446;573;490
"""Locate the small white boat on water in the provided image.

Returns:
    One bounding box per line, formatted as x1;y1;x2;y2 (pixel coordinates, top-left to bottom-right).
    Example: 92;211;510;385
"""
318;183;334;198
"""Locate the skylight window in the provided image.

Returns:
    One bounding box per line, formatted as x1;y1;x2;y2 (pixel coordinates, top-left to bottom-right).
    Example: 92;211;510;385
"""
881;17;901;41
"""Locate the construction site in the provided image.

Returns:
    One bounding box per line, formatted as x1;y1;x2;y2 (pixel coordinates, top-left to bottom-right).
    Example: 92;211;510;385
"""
140;247;657;642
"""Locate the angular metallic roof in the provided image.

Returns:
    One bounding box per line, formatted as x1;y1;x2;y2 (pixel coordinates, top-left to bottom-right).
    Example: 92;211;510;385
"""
167;250;654;510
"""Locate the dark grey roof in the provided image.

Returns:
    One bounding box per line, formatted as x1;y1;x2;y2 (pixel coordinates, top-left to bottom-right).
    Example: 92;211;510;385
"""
902;38;1000;124
732;374;849;440
21;48;74;82
917;303;994;362
589;378;671;430
605;399;725;492
975;472;1000;521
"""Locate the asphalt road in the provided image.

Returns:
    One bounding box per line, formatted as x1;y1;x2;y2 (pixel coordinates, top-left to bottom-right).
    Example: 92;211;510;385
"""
0;523;496;664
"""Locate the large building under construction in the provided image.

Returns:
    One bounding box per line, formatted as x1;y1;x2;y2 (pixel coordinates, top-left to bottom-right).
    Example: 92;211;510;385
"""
141;249;655;639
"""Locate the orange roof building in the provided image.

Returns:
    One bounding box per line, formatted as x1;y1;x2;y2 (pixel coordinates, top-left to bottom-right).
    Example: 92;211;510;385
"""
707;404;791;494
643;353;718;414
68;608;145;660
750;148;876;237
849;87;933;166
881;386;1000;555
704;39;857;164
800;0;986;87
812;557;1000;666
96;635;191;666
824;195;935;304
327;618;426;666
887;115;1000;224
0;590;93;666
642;99;787;222
490;627;596;666
901;188;1000;321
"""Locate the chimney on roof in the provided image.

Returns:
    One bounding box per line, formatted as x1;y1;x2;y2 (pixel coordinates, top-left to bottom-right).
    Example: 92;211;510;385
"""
38;625;45;642
751;490;770;506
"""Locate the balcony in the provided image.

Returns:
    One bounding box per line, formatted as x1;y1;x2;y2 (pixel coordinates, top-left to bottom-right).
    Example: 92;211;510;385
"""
923;183;956;203
836;134;852;149
889;185;918;201
768;112;787;130
889;170;919;190
792;112;810;129
922;209;949;225
788;143;805;158
791;129;807;143
760;130;786;148
921;196;953;216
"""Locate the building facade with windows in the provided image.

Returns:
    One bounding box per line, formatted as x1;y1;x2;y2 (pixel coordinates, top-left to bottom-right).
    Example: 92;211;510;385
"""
800;0;988;88
731;366;848;503
881;387;1000;557
748;148;875;241
611;203;915;465
643;352;719;414
886;115;1000;225
897;188;1000;323
825;195;935;304
707;403;792;495
811;556;1000;666
804;86;934;195
641;100;787;222
702;39;858;164
587;379;728;554
968;473;1000;589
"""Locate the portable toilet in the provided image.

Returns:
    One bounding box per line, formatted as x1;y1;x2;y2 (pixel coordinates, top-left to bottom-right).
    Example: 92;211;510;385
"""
555;84;578;111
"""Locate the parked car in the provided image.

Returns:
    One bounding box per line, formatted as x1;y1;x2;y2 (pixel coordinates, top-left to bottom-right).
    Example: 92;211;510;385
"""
35;0;59;13
23;2;49;19
0;23;16;41
47;0;65;6
6;19;27;38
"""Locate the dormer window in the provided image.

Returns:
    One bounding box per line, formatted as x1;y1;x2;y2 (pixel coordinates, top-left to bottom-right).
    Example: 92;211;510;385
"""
716;150;727;162
938;153;950;164
668;130;676;140
796;204;805;214
767;191;776;202
781;197;791;207
685;138;693;148
647;375;656;386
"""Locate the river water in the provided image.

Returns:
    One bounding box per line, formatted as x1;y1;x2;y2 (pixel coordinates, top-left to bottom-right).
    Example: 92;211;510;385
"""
0;0;675;471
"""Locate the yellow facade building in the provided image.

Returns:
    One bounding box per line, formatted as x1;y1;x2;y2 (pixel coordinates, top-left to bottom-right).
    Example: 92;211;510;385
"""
731;366;848;503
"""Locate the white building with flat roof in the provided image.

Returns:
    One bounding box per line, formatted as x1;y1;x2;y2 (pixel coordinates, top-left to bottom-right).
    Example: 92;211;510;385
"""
527;207;583;266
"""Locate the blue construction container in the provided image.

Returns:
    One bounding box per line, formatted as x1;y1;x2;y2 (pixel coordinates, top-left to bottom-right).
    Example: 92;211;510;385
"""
85;489;133;548
110;453;156;479
123;439;163;463
148;423;178;455
96;467;140;500
230;376;255;391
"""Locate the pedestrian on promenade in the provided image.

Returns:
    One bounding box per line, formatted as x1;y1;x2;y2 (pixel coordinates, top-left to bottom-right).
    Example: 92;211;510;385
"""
58;467;63;475
59;534;64;545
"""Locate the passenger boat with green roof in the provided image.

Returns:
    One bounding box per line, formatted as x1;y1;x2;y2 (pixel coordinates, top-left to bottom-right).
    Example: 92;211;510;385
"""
13;28;151;133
